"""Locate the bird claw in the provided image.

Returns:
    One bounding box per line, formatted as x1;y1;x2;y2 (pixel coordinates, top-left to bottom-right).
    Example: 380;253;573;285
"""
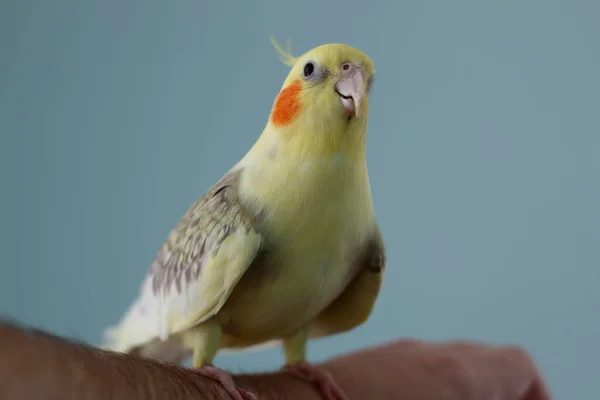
190;364;257;400
283;362;349;400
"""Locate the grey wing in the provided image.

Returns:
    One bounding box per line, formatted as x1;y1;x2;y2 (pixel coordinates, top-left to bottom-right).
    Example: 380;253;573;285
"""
102;170;263;353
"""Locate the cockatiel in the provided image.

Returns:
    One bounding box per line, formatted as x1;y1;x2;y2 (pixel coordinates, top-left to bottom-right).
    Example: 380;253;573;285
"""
102;38;386;400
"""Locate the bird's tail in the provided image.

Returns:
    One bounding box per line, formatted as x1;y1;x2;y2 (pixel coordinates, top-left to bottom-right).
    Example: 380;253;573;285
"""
100;295;192;364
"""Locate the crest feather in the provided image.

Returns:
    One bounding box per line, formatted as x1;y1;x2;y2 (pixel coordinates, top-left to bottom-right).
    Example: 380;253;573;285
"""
268;35;298;67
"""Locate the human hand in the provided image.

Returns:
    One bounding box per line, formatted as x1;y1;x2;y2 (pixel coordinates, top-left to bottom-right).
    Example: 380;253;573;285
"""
0;322;551;400
317;339;551;400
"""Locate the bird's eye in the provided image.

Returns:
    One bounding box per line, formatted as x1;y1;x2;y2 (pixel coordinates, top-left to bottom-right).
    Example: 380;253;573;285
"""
303;62;315;78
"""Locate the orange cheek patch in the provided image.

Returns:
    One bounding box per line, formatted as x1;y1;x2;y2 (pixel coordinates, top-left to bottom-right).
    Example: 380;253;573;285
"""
271;79;302;127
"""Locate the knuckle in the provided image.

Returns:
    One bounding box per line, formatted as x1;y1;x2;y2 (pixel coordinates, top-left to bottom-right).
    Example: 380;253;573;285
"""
504;345;531;360
499;345;536;371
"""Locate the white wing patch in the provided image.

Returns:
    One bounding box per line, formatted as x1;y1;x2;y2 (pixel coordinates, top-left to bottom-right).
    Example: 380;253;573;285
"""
102;227;261;353
101;172;263;355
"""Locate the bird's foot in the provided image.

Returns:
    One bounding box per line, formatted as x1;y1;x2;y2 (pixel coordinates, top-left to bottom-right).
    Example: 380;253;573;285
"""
283;362;349;400
190;364;256;400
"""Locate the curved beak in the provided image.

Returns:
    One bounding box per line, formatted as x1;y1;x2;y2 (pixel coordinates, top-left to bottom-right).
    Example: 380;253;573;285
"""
335;65;366;118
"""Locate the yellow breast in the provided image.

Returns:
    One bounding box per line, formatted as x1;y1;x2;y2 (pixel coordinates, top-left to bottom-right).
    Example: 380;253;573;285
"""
241;150;374;250
216;150;374;343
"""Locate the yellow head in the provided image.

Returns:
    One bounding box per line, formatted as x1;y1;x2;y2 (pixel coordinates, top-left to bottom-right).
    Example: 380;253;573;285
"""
262;39;376;160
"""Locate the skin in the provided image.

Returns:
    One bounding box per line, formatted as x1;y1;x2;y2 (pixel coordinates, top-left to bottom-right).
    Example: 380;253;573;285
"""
0;321;552;400
104;42;383;399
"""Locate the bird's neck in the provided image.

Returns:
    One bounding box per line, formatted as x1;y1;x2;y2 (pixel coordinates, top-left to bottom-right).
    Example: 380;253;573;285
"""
234;121;373;225
249;118;369;163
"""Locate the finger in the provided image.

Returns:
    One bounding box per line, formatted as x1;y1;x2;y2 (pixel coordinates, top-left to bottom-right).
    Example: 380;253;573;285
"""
488;346;551;400
521;378;552;400
437;345;530;400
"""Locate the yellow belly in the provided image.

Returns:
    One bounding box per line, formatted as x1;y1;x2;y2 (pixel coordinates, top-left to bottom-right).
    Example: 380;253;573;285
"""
215;153;374;347
215;243;354;346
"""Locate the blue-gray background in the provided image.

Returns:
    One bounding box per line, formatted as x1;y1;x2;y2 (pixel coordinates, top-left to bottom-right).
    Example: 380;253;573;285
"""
1;1;598;398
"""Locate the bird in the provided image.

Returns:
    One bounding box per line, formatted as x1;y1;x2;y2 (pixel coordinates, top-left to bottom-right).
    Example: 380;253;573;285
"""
101;38;386;400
